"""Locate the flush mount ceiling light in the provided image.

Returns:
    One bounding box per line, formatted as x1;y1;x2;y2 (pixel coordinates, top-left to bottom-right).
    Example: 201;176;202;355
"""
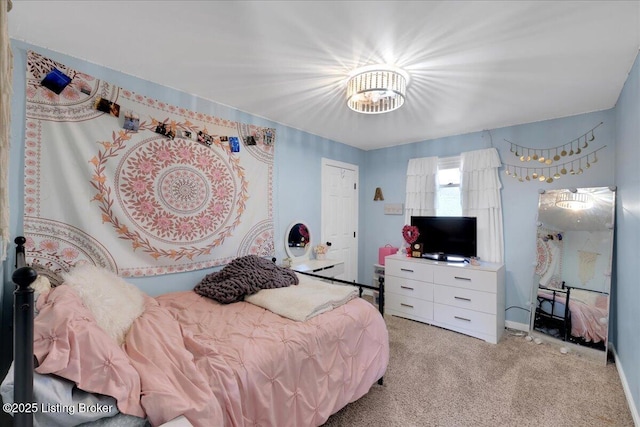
346;64;409;114
555;191;593;210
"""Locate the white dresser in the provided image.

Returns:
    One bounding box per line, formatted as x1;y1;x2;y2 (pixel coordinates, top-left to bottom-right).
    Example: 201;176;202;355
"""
385;254;505;344
292;258;345;279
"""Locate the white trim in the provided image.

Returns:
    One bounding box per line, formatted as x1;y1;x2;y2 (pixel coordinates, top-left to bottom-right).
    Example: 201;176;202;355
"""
528;330;607;363
321;158;358;173
609;343;640;426
436;156;462;216
505;320;529;332
320;158;359;282
438;155;461;170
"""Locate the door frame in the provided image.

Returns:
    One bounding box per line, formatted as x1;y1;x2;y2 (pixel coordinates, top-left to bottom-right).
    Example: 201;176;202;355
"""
321;158;359;282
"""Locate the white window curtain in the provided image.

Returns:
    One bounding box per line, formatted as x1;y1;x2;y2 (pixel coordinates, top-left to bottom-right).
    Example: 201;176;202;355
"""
0;0;13;260
404;156;438;224
461;148;504;263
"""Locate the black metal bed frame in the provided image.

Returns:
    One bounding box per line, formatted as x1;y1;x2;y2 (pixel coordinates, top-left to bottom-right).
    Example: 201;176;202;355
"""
295;270;385;316
534;285;571;341
535;283;608;348
12;236;37;427
9;239;387;425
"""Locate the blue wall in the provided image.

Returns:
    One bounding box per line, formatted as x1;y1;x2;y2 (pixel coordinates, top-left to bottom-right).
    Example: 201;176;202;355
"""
1;41;637;418
614;49;640;420
363;111;616;327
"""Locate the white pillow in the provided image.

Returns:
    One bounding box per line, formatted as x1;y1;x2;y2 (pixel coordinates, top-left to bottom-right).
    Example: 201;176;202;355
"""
32;275;52;317
32;275;52;300
61;264;145;345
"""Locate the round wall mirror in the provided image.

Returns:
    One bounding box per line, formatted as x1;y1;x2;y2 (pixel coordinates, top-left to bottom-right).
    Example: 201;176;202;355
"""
285;221;311;260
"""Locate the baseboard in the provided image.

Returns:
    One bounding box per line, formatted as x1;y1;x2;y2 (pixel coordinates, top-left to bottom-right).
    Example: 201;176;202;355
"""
610;343;640;426
505;320;529;332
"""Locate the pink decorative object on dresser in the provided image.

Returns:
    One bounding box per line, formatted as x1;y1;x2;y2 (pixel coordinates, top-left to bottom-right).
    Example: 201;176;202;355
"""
378;244;398;265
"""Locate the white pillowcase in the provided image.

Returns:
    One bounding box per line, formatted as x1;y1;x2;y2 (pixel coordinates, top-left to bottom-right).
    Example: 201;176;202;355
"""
31;274;52;300
61;264;146;346
32;275;52;317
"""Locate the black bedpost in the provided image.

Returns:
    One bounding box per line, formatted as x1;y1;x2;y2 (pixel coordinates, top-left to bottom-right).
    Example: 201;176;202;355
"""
377;275;385;386
13;236;36;427
378;275;385;317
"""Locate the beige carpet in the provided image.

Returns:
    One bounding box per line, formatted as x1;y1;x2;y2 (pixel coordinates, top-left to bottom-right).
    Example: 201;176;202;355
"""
323;314;634;427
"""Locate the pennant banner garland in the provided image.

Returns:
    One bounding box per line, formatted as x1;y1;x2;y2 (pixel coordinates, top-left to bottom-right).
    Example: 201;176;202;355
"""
502;122;606;183
23;51;275;277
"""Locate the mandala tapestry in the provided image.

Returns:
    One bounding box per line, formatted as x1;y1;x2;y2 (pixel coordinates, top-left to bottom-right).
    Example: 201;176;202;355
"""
23;51;275;277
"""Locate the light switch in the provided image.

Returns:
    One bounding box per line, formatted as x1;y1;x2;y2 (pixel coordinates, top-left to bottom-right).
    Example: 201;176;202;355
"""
384;203;404;215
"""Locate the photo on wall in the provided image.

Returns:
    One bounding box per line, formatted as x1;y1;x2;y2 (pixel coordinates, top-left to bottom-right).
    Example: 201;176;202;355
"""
94;97;121;117
229;137;240;152
154;122;175;139
177;130;193;140
197;130;213;146
263;129;274;145
41;67;71;94
123;111;140;131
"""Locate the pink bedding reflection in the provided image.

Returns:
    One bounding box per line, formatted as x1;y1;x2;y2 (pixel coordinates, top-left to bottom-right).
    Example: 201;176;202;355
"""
537;288;608;344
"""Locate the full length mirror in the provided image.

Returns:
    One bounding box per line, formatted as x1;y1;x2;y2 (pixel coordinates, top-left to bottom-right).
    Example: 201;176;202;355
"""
285;221;311;260
530;187;615;362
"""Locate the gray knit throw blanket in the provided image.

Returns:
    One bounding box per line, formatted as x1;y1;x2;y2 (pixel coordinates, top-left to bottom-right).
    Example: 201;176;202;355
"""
194;255;299;304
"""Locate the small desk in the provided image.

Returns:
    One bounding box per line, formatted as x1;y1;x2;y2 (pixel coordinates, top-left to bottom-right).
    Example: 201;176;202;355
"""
292;259;345;279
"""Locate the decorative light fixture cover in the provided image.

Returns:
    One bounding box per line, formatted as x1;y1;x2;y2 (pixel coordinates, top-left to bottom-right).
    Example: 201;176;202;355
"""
346;64;409;114
555;192;593;210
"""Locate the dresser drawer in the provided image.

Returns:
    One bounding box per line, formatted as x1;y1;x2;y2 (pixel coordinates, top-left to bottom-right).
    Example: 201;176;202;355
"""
433;266;496;293
387;276;433;301
433;284;497;314
386;258;434;282
433;303;496;336
386;293;433;321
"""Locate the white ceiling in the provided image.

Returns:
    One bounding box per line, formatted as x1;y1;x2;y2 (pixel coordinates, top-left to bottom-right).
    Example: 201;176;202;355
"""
7;1;640;151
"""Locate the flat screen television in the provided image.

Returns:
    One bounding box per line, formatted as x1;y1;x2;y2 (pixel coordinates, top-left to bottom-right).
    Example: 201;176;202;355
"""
410;216;477;261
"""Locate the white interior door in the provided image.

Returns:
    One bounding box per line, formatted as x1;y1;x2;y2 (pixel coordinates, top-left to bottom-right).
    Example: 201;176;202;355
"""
321;158;358;282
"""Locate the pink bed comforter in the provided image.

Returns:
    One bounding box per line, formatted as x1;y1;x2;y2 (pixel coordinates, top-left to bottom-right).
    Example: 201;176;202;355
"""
34;287;388;427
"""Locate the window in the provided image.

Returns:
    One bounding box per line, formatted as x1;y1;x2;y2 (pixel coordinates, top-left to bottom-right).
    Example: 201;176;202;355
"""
436;156;461;216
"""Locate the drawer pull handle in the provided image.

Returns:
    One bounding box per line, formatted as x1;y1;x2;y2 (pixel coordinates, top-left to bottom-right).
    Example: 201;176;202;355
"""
454;276;471;281
400;286;414;290
400;303;414;308
454;296;471;302
454;316;471;322
400;268;414;273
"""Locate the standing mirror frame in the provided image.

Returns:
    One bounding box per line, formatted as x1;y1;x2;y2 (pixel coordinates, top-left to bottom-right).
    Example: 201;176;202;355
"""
285;221;312;260
529;186;616;364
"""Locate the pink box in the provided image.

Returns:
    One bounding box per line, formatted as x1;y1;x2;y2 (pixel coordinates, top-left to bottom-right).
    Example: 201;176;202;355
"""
378;245;398;265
